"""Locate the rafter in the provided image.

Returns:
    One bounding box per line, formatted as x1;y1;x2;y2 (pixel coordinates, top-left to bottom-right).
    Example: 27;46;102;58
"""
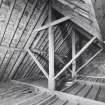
31;48;47;54
65;0;88;12
0;0;16;44
0;0;29;45
79;75;105;79
0;45;25;52
53;0;92;23
9;0;38;47
9;2;48;79
31;16;72;33
55;24;73;52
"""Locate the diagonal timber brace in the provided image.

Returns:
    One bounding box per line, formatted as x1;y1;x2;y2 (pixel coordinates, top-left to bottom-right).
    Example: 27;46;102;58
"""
76;48;103;74
55;36;97;79
31;16;73;33
27;49;49;79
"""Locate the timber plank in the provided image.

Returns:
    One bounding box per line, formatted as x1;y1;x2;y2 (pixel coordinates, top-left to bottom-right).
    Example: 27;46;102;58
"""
18;92;50;105
69;84;85;95
67;83;80;93
0;85;29;96
17;1;48;48
0;89;37;104
13;54;30;79
10;0;37;47
77;84;92;97
50;99;67;105
65;102;72;105
2;52;20;81
9;52;25;79
63;82;79;93
0;0;16;43
1;0;28;46
3;88;39;104
38;95;57;105
102;78;105;83
86;85;100;99
0;51;13;80
0;81;40;105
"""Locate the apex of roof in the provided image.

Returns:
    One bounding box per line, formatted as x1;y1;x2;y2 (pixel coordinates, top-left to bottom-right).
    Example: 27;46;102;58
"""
52;0;103;41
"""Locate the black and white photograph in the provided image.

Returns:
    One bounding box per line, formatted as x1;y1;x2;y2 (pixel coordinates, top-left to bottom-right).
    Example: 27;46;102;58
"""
0;0;104;105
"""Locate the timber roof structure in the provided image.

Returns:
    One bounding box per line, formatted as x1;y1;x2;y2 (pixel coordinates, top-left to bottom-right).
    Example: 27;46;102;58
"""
0;0;103;81
0;0;104;105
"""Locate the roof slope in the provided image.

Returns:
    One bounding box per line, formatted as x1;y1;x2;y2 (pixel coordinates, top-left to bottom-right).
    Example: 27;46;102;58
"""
52;0;102;41
91;0;105;41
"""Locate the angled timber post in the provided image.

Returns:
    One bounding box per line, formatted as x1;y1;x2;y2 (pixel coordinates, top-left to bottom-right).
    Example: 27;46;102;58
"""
48;1;55;91
72;30;76;80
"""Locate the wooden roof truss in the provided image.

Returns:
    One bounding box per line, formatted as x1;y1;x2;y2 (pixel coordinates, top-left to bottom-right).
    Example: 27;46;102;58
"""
0;0;104;91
